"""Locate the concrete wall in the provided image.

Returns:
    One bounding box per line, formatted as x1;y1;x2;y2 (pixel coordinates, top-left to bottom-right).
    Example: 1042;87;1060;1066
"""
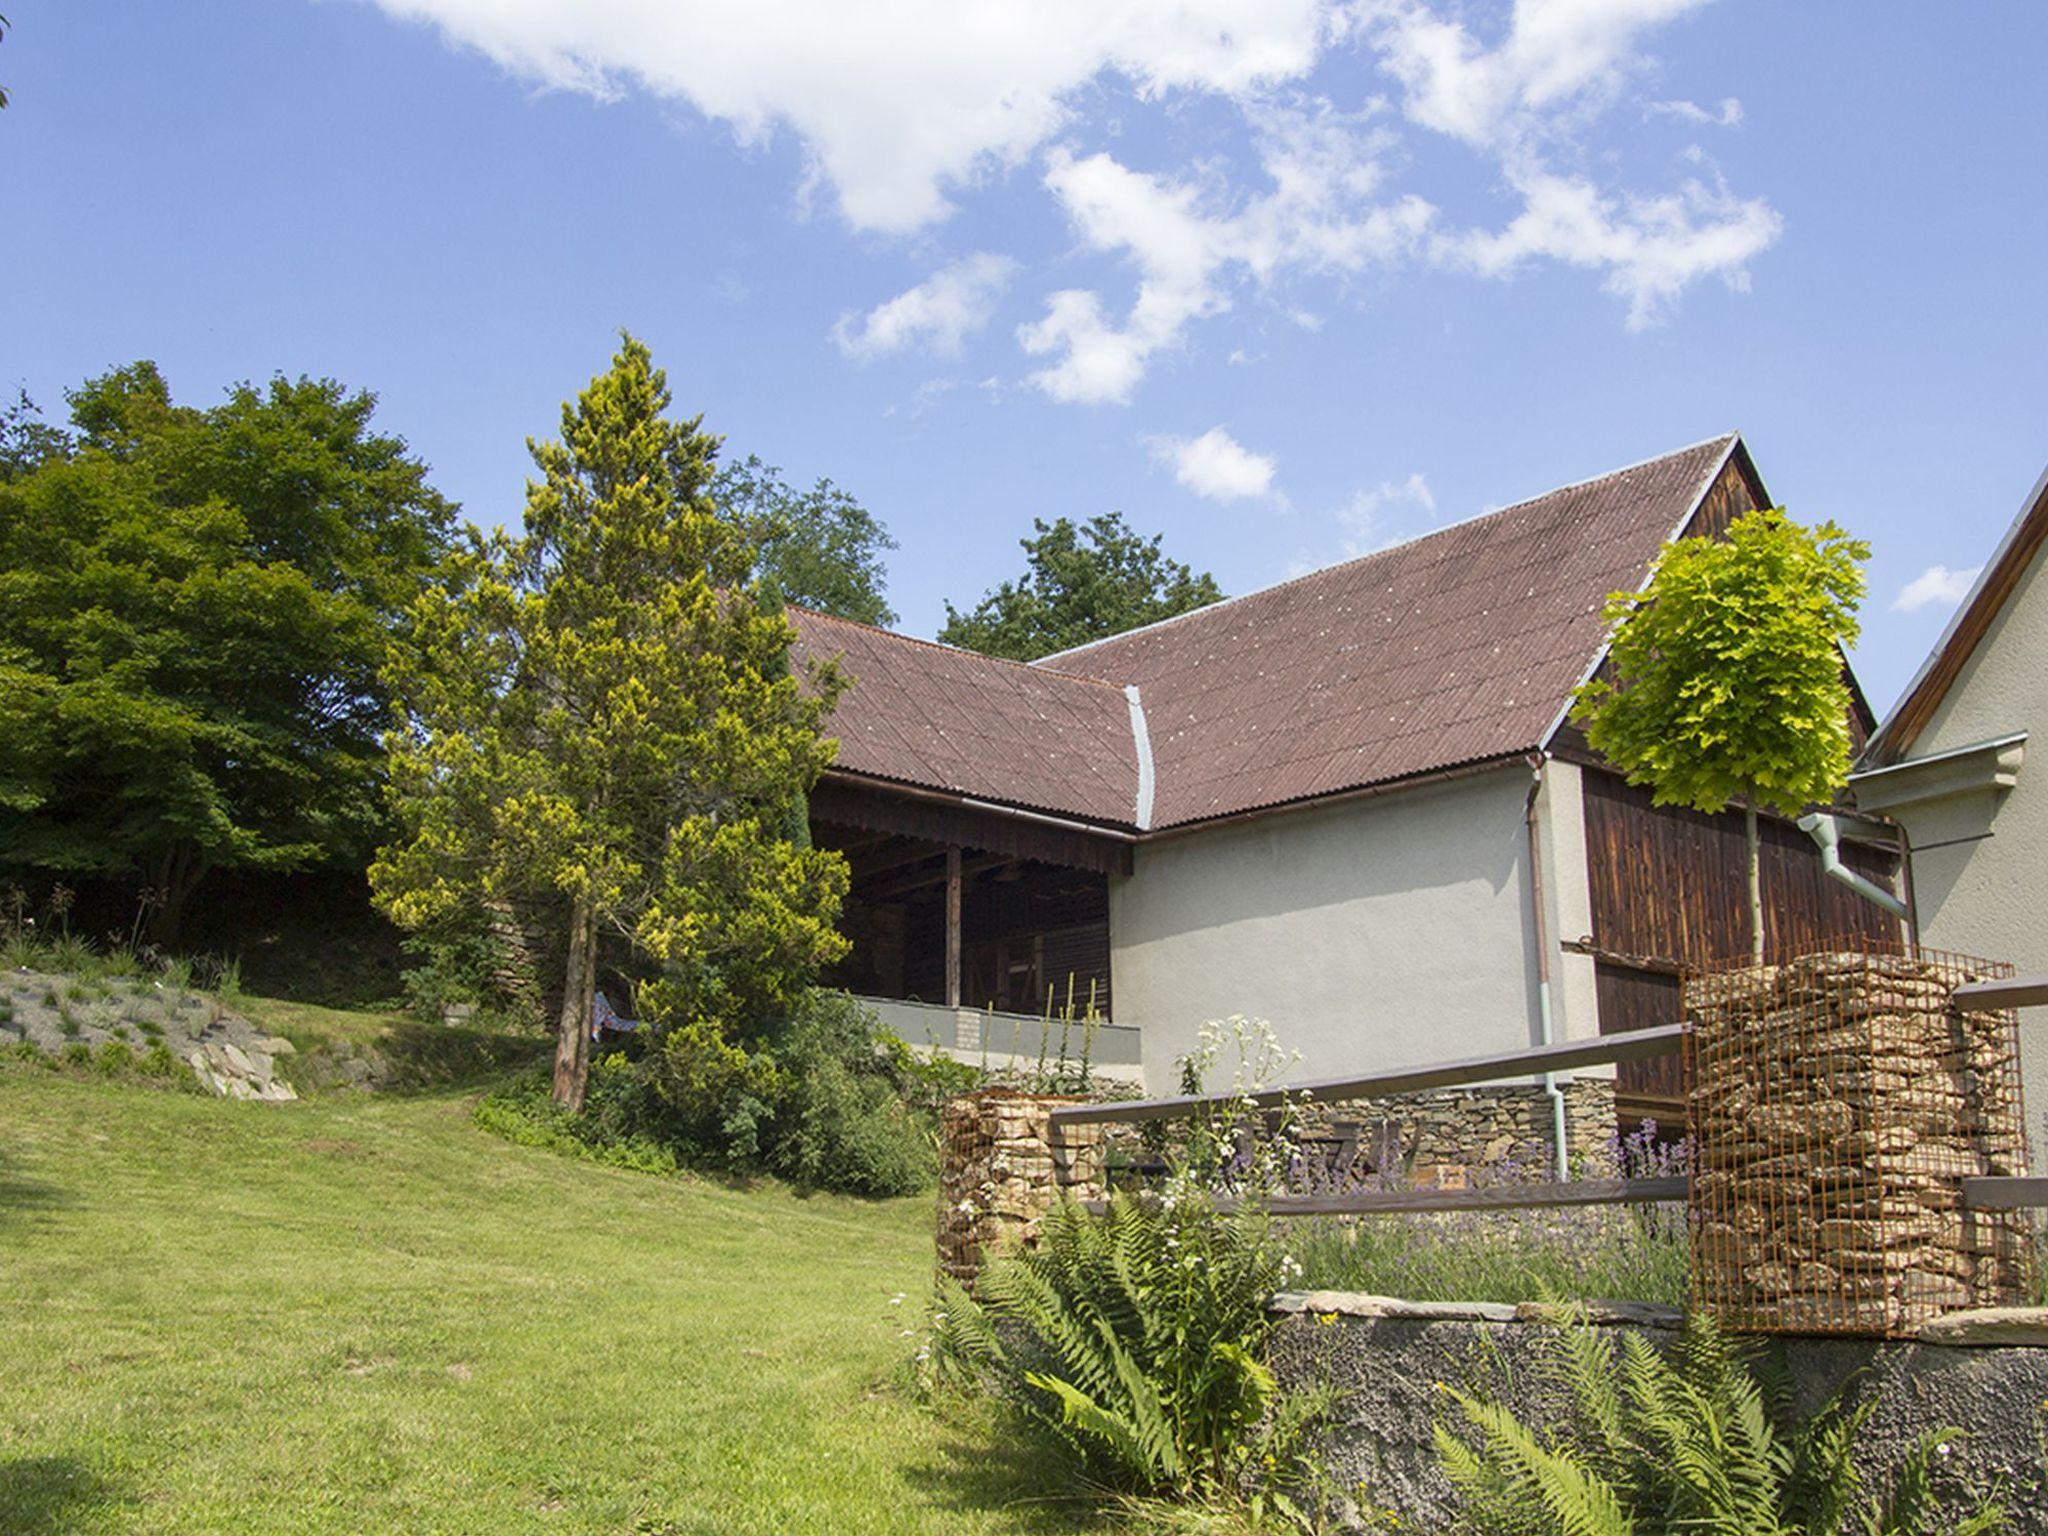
1268;1296;2046;1532
859;995;1143;1083
1861;536;2048;1150
1109;765;1550;1092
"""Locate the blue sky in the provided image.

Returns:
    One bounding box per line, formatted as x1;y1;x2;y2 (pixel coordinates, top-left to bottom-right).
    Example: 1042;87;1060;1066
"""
5;1;2044;710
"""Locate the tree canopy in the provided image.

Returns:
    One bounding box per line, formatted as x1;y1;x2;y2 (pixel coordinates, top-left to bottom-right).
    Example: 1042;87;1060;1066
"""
0;362;458;938
714;454;897;627
939;512;1223;661
1571;507;1869;959
371;336;849;1108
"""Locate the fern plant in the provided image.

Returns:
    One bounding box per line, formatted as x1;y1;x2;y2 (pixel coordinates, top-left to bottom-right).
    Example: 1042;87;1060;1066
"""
932;1193;1291;1497
1435;1315;2004;1536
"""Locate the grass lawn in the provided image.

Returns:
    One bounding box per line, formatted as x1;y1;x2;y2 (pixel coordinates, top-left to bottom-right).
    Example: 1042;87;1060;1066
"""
0;1069;1115;1535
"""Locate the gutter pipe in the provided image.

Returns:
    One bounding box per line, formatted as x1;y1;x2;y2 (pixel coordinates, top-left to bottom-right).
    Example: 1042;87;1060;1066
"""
1524;761;1572;1182
1795;812;1909;920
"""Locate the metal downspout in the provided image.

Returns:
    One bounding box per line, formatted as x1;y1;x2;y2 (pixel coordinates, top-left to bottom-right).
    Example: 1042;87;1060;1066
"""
1524;762;1571;1182
1795;812;1909;920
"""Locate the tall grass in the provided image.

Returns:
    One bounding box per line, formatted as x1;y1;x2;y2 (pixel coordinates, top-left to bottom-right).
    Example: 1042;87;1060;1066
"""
1284;1202;1690;1307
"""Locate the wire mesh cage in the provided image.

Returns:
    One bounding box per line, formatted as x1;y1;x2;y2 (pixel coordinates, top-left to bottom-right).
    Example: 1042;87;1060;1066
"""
1686;939;2032;1337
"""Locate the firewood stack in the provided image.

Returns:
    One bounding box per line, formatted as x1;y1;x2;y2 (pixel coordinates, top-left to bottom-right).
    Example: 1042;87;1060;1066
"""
1687;947;2031;1336
936;1088;1104;1289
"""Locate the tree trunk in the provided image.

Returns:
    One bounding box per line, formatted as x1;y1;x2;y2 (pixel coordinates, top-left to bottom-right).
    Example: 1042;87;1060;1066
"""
1744;799;1764;965
147;844;212;951
551;895;597;1110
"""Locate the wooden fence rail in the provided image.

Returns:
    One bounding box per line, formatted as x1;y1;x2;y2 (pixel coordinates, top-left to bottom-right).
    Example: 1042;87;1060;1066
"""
1048;1023;1690;1127
1952;975;2048;1010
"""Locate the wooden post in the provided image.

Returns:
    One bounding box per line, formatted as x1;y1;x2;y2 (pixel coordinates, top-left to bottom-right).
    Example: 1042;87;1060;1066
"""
945;844;962;1008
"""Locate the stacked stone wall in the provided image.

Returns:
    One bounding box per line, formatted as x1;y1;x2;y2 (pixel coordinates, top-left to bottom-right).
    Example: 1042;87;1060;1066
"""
1689;949;2031;1336
1290;1077;1618;1184
935;1089;1104;1288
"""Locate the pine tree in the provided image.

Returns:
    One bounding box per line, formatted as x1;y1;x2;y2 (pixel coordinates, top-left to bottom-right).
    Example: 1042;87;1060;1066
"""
372;335;849;1107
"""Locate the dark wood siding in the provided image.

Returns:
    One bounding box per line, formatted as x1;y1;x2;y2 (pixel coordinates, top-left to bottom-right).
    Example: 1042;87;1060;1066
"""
1581;770;1900;963
1581;768;1902;1113
1593;961;1685;1104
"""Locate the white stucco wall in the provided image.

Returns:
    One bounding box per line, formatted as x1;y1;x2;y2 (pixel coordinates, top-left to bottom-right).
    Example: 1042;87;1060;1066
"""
1866;536;2048;1144
1109;765;1546;1092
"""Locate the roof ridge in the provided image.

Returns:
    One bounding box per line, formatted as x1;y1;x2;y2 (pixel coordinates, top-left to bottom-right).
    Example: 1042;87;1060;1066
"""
789;604;1131;693
1034;432;1741;674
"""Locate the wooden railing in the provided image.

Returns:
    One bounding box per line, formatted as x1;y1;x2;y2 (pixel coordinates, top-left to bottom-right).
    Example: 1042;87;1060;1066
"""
1056;1006;2048;1217
1057;1026;1693;1215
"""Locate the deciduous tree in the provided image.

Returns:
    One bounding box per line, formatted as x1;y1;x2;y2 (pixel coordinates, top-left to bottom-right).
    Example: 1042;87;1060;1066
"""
714;454;897;626
0;364;456;940
371;336;849;1108
940;512;1223;661
1572;508;1869;962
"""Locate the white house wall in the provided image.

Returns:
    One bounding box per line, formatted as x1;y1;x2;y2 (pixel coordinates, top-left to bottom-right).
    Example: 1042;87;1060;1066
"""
1108;765;1547;1092
1881;542;2048;1138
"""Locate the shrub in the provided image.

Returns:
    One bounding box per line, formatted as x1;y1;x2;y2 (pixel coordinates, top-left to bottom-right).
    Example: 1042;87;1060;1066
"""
398;922;527;1020
931;1019;1327;1508
763;990;933;1196
1437;1315;2003;1536
139;1042;180;1079
474;1068;684;1177
60;1042;93;1068
472;990;943;1197
93;1039;136;1076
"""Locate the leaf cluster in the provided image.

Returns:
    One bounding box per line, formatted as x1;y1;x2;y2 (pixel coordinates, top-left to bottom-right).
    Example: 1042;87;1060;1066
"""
1571;509;1869;818
939;512;1223;661
0;363;457;903
713;453;898;627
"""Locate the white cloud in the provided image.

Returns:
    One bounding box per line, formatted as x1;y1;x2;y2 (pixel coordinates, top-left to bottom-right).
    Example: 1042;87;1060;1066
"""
1363;0;1715;150
1892;563;1982;615
1148;426;1280;502
1441;167;1781;329
1334;471;1435;554
1646;96;1743;127
1020;106;1436;402
375;0;1781;399
1364;0;1779;329
365;0;1330;232
834;253;1018;358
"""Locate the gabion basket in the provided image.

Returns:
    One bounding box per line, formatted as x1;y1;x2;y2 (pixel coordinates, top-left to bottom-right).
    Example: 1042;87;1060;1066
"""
1686;940;2031;1337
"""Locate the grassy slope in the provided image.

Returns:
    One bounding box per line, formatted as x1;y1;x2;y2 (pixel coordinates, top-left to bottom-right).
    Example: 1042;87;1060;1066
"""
0;1072;1109;1536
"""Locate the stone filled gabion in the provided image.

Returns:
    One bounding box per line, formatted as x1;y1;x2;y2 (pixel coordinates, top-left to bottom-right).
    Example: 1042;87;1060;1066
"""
936;1089;1104;1289
1687;947;2031;1337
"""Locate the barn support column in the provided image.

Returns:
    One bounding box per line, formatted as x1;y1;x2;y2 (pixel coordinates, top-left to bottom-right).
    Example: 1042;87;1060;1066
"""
945;844;963;1008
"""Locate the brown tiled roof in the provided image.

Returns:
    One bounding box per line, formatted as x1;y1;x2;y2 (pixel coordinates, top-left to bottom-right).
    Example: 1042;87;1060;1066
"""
1040;434;1739;828
791;608;1141;826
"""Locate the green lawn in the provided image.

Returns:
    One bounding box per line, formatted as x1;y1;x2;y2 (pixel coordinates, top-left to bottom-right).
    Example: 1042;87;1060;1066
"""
0;1070;1113;1535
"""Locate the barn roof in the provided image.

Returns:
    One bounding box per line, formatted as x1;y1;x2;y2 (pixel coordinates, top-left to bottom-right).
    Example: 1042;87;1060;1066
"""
790;608;1143;827
794;433;1743;834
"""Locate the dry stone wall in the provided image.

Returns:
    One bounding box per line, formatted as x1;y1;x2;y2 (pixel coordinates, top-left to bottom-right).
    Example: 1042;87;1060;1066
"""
1688;949;2031;1336
1288;1077;1618;1184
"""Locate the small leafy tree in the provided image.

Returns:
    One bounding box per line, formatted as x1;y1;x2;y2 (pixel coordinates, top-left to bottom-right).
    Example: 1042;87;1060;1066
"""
1571;509;1868;962
372;336;850;1108
713;453;897;626
939;512;1222;661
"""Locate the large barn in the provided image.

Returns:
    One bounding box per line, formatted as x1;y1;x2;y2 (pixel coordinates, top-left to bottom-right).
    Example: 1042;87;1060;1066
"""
794;434;1903;1121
